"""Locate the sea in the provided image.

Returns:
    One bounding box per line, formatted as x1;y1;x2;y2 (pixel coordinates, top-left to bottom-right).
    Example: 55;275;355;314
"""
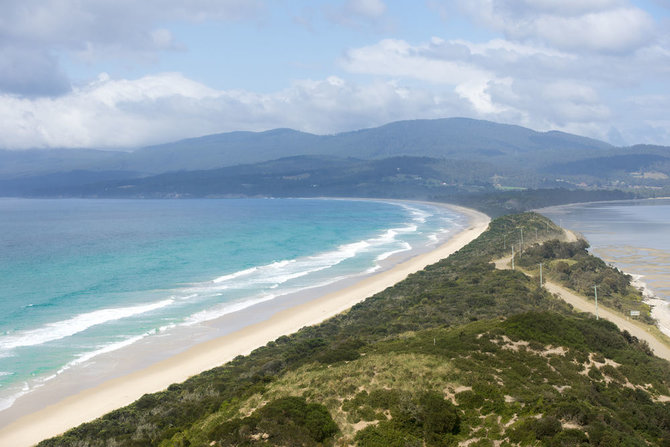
0;197;466;413
540;198;670;329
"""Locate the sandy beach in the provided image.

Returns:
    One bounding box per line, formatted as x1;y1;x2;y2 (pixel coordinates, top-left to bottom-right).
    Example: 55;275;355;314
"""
0;203;489;447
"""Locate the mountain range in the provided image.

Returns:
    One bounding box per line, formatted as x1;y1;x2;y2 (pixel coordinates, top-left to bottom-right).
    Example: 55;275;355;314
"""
1;117;668;198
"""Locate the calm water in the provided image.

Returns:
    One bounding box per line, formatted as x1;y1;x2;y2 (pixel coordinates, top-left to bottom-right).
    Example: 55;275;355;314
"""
0;198;465;410
540;199;670;302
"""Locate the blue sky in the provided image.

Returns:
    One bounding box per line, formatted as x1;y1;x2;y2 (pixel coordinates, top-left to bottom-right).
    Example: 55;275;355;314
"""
1;0;669;149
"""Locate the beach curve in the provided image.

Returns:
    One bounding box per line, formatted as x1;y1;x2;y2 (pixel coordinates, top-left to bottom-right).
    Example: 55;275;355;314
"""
0;202;490;447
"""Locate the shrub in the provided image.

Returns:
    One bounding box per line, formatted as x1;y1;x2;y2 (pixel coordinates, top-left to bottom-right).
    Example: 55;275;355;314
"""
209;396;338;446
355;421;423;447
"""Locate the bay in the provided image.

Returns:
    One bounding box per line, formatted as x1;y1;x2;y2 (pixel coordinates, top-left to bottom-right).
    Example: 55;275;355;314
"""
0;198;465;411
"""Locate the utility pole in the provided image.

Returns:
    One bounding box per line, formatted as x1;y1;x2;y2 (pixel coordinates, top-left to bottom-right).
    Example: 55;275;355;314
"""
539;263;543;286
594;285;599;320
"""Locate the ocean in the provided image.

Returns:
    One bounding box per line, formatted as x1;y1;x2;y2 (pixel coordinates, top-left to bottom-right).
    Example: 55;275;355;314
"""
540;198;670;306
0;198;466;412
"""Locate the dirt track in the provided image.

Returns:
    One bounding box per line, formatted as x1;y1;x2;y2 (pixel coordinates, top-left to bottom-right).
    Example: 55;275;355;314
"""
494;230;670;362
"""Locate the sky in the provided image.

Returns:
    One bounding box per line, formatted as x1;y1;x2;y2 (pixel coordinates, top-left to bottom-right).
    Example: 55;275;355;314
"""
1;0;670;150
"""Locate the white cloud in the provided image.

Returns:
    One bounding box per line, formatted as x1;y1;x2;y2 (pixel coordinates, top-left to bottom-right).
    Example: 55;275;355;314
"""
0;73;222;149
0;73;469;149
532;8;655;53
341;38;498;112
458;0;656;53
0;64;668;150
339;34;670;144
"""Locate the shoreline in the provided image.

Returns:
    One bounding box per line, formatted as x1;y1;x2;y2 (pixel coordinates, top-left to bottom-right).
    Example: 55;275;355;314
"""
630;274;670;339
538;199;670;345
0;202;490;447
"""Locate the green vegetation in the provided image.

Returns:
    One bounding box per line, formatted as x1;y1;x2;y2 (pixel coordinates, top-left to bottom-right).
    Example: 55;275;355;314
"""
516;239;654;324
207;396;338;446
38;213;670;446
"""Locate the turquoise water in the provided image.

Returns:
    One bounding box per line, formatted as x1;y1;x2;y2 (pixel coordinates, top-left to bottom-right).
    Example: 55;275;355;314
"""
540;199;670;302
0;198;465;410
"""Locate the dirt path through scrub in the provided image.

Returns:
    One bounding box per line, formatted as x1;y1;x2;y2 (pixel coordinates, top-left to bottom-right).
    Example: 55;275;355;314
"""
494;230;670;362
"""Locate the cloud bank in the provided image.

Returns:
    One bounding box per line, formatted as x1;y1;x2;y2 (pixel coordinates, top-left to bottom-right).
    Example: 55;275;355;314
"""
0;73;465;149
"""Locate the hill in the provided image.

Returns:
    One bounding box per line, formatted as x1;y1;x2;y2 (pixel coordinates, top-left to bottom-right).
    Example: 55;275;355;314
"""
2;118;669;200
0;117;617;179
37;213;670;446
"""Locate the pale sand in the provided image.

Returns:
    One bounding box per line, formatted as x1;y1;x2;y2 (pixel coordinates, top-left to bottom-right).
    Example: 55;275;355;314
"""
0;203;490;447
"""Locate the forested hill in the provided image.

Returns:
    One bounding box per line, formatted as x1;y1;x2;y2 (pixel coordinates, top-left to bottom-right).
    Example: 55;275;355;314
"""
130;117;614;172
40;213;670;447
2;118;669;200
0;118;615;178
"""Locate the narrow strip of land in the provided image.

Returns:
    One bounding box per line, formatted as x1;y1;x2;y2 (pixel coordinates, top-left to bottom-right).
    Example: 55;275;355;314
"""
494;231;670;362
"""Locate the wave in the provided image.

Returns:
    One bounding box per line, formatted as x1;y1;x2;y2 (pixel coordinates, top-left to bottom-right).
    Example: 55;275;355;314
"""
61;326;175;370
376;242;413;261
425;226;457;245
190;233;391;295
0;385;28;412
397;204;431;224
183;293;279;326
0;299;174;352
183;269;366;327
212;266;258;283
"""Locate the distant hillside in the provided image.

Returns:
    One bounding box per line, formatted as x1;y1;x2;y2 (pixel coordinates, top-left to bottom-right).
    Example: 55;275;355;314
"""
543;154;670;177
129;128;322;173
0;148;127;179
20;155;543;200
127;118;614;173
0;118;615;179
2;117;668;198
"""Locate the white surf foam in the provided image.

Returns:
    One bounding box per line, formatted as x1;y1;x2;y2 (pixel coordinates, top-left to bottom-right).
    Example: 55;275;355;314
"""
397;204;431;224
630;273;656;299
376;242;413;261
183;293;279;326
0;299;175;352
212;266;258;283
